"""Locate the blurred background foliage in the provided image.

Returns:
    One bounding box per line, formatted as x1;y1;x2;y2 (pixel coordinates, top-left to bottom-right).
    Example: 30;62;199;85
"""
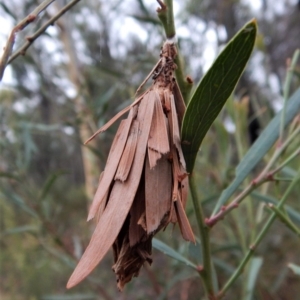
0;0;300;299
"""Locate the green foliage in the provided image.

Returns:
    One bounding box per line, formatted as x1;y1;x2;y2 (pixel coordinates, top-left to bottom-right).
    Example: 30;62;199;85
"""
182;19;257;173
213;87;300;214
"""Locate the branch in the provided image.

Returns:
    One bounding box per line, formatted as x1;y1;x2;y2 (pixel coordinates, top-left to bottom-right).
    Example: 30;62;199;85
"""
206;123;300;228
0;0;56;81
0;0;82;81
206;178;271;227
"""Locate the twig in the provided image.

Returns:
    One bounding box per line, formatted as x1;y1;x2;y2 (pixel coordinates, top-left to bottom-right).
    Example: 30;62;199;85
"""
0;0;56;81
217;173;300;299
206;123;300;227
205;177;270;227
4;0;82;70
189;175;216;299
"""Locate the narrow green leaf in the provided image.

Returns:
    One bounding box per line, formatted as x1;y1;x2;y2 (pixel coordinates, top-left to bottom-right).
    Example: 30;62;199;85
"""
1;225;38;236
182;19;257;172
213;87;300;214
288;263;300;276
245;257;263;300
152;238;198;269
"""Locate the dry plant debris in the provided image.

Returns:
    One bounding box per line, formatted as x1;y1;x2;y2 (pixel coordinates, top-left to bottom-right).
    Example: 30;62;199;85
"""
67;40;195;291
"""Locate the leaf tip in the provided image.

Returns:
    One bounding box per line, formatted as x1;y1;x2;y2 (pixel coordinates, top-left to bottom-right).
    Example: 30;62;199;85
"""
66;275;78;289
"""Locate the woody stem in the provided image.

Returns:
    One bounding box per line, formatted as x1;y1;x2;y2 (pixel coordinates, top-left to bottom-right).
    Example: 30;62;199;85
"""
189;174;216;298
157;0;193;102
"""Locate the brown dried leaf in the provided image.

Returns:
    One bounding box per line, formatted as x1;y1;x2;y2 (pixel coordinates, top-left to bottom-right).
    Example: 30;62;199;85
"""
87;118;132;221
145;151;172;234
135;58;162;96
84;94;141;144
147;91;170;155
67;92;155;289
173;81;186;126
129;177;146;247
147;148;162;169
115;120;139;182
170;94;186;170
180;176;189;209
174;194;195;243
94;172;109;222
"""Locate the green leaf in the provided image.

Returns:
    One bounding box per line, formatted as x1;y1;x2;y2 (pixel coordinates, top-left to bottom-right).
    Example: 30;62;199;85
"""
213;87;300;214
152;238;198;270
1;225;38;236
288;263;300;276
181;19;257;173
245;257;263;300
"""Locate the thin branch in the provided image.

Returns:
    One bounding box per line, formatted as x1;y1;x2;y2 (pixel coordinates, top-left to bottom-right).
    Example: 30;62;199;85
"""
5;0;82;67
206;123;300;227
205;177;270;227
0;0;56;81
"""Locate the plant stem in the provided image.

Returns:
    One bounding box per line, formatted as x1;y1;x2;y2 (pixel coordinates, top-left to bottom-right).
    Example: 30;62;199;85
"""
157;0;176;38
217;172;300;299
189;174;215;298
157;0;193;102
